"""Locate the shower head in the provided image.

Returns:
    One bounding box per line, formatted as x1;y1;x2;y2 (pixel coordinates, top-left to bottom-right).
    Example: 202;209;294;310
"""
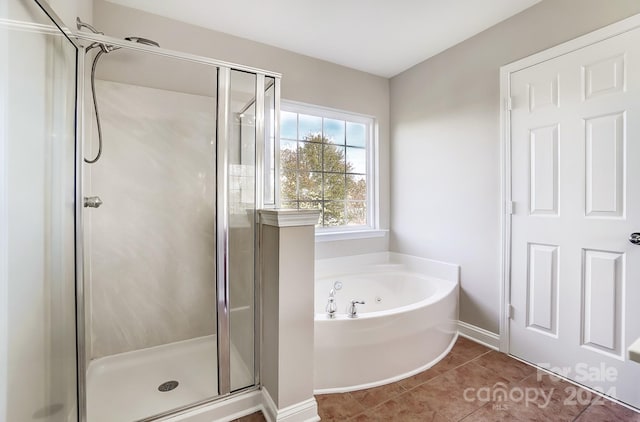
125;36;160;48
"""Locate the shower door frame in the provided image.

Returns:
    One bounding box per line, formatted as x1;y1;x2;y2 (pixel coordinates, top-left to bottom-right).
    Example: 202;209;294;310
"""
71;30;281;422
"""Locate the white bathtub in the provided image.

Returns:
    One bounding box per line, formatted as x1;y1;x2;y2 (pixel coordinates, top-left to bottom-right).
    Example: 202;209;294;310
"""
314;252;459;393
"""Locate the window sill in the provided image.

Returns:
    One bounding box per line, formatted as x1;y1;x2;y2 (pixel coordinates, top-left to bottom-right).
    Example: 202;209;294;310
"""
315;229;388;242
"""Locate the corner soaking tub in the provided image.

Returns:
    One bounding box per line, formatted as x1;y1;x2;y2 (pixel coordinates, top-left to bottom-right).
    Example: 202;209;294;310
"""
314;252;459;393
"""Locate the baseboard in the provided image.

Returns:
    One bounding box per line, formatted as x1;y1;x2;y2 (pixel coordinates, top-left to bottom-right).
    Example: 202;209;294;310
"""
261;388;320;422
457;321;500;350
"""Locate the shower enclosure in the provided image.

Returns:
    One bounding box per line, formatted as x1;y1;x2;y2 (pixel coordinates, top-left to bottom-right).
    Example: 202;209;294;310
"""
2;1;279;421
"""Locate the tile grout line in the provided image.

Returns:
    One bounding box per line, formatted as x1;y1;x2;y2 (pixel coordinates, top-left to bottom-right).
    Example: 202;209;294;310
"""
571;403;592;421
425;350;493;383
456;402;488;422
345;391;369;416
398;349;495;396
400;369;448;395
346;385;413;420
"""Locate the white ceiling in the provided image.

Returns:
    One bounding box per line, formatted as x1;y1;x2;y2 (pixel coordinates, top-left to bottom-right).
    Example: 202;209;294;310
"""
105;0;542;78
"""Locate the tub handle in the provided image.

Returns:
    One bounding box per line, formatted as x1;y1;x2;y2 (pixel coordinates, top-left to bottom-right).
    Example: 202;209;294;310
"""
348;300;365;318
326;297;337;318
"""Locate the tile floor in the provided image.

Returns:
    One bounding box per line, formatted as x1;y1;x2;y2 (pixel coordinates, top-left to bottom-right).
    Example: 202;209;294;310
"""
234;413;267;422
237;336;640;421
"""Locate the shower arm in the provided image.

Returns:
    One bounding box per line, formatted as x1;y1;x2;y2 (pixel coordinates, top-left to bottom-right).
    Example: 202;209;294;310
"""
76;17;103;35
76;17;117;53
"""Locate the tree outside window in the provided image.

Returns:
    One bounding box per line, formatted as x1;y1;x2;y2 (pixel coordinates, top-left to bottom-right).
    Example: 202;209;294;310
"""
280;108;371;229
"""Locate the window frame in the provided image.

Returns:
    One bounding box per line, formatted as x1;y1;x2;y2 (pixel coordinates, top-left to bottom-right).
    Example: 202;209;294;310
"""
278;100;379;236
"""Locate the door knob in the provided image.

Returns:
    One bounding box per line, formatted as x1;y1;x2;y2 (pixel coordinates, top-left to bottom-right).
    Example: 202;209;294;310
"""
630;233;640;245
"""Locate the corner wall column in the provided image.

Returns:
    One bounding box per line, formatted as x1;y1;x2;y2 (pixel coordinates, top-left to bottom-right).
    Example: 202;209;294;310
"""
259;209;320;422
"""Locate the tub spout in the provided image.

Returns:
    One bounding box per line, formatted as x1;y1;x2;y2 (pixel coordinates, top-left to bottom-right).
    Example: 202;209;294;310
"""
348;300;365;318
326;297;337;318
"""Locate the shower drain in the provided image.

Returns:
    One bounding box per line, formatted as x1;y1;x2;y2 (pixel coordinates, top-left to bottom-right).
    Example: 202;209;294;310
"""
158;380;179;392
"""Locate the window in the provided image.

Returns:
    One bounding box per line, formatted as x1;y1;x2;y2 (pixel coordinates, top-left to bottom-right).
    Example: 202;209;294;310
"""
279;102;376;231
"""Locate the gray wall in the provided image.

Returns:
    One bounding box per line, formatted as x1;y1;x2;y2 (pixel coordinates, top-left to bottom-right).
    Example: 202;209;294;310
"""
92;0;391;259
390;0;640;334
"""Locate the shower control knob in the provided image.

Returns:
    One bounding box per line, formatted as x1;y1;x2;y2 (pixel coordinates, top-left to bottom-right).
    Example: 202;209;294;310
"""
84;196;103;208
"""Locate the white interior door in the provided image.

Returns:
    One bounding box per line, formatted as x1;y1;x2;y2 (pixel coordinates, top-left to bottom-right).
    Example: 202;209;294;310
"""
509;26;640;409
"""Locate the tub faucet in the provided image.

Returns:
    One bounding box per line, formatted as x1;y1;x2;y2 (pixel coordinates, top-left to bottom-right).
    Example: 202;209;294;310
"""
326;291;337;318
348;299;365;318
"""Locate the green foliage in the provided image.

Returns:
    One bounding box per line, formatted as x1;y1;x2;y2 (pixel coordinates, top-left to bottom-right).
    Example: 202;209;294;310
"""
281;133;366;226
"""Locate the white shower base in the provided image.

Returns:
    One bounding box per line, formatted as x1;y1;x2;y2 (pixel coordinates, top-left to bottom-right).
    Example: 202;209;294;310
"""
87;335;252;422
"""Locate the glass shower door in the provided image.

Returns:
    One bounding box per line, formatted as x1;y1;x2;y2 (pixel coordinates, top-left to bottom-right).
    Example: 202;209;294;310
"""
217;69;259;393
78;32;278;420
82;46;220;421
227;70;258;392
224;71;277;392
1;1;78;421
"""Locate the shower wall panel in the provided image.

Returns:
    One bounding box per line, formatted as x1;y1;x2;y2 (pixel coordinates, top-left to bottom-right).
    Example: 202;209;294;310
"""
88;80;217;359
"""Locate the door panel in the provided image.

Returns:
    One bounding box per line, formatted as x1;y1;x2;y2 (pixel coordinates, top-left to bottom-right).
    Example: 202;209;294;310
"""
526;243;559;336
529;125;560;215
510;26;640;409
581;249;623;356
585;113;624;217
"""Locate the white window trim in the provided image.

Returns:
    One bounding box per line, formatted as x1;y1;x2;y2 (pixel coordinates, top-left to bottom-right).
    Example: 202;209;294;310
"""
278;100;379;235
315;229;388;242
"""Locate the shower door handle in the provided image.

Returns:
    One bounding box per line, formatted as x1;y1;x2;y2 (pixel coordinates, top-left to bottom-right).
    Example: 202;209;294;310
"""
84;196;103;208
